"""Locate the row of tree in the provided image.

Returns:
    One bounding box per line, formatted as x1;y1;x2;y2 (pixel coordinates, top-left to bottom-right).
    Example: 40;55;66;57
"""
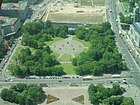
0;36;14;59
72;22;127;76
1;83;46;105
8;21;67;77
88;84;134;105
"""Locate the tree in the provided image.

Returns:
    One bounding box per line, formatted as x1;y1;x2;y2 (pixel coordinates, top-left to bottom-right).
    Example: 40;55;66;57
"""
58;30;67;38
122;97;134;105
102;96;124;105
1;88;9;101
10;83;27;93
74;26;86;39
27;86;44;102
111;84;125;96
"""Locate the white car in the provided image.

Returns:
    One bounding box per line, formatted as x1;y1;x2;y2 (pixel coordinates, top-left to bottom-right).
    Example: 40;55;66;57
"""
9;79;13;82
110;9;112;12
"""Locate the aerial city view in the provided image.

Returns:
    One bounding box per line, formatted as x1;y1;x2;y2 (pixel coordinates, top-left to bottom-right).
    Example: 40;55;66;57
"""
0;0;140;105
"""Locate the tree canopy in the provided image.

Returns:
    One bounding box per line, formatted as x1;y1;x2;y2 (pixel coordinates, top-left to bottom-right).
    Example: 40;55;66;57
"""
73;22;127;76
9;21;67;77
88;84;134;105
0;83;46;105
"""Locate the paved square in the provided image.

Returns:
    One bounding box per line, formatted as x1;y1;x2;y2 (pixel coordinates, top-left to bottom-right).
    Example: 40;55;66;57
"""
41;87;92;105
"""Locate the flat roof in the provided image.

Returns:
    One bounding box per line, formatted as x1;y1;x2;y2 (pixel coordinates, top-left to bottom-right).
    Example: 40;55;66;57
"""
0;16;18;27
1;1;27;10
133;22;140;35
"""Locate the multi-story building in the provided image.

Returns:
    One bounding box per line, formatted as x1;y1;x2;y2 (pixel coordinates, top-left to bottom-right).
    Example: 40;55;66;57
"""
28;0;38;5
129;22;140;47
0;16;21;37
0;1;28;20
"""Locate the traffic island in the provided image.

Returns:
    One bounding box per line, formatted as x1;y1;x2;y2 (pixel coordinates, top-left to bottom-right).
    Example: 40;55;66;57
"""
46;94;59;104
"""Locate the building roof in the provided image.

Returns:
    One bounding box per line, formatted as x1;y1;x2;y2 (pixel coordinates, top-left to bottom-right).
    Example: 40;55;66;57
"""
133;22;140;35
1;1;27;10
0;16;18;27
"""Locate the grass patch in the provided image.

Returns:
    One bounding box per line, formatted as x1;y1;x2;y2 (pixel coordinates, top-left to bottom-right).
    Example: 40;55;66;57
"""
61;63;76;74
46;94;59;104
72;36;90;47
81;0;92;6
63;0;70;2
72;95;84;105
45;37;63;46
75;47;89;57
11;45;24;60
59;54;73;61
92;0;105;6
48;13;104;24
122;2;129;12
51;52;60;59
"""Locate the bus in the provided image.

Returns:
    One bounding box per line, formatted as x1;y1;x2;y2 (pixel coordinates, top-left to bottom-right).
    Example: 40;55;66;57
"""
83;75;93;80
112;74;121;78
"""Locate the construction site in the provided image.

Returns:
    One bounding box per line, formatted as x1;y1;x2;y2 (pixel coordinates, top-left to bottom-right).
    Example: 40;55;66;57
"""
42;0;106;24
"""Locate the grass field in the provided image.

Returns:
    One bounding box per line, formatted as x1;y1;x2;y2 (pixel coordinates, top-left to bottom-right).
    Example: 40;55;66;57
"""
61;63;76;74
72;36;90;47
48;13;104;24
45;37;63;46
11;45;24;60
92;0;105;6
59;54;73;62
62;0;105;6
63;0;70;2
122;2;129;12
81;0;92;6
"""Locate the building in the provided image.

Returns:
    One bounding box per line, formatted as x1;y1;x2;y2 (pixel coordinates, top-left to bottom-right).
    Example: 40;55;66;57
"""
129;22;140;47
27;0;38;5
0;16;21;37
0;1;28;20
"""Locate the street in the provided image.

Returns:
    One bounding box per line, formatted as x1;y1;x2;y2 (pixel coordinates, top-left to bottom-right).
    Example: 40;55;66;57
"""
107;0;140;89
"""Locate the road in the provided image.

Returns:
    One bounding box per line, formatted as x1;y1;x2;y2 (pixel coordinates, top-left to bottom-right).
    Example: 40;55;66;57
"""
0;0;136;88
107;0;140;88
0;0;54;79
0;77;129;87
30;0;52;21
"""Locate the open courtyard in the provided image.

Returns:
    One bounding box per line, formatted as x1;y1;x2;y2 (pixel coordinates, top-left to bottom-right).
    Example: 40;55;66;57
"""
42;0;106;24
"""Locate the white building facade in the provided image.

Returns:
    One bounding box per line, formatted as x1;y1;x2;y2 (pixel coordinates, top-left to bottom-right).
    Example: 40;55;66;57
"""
0;16;21;37
129;22;140;47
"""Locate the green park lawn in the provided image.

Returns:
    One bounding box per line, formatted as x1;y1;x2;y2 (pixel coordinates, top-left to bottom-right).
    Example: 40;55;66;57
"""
10;36;90;75
59;54;73;62
92;0;105;6
61;63;76;74
45;37;63;46
11;45;24;60
81;0;92;6
122;2;129;12
72;36;90;47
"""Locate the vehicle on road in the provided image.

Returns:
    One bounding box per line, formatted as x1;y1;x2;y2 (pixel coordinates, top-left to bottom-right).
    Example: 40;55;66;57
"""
69;83;78;87
119;30;122;35
112;74;121;78
83;75;93;80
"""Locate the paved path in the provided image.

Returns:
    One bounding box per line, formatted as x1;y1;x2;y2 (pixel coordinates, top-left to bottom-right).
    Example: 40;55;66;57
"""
41;87;92;105
51;35;85;62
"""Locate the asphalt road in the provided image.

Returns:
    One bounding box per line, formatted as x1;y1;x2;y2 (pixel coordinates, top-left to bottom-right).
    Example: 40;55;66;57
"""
108;0;140;88
0;77;129;87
